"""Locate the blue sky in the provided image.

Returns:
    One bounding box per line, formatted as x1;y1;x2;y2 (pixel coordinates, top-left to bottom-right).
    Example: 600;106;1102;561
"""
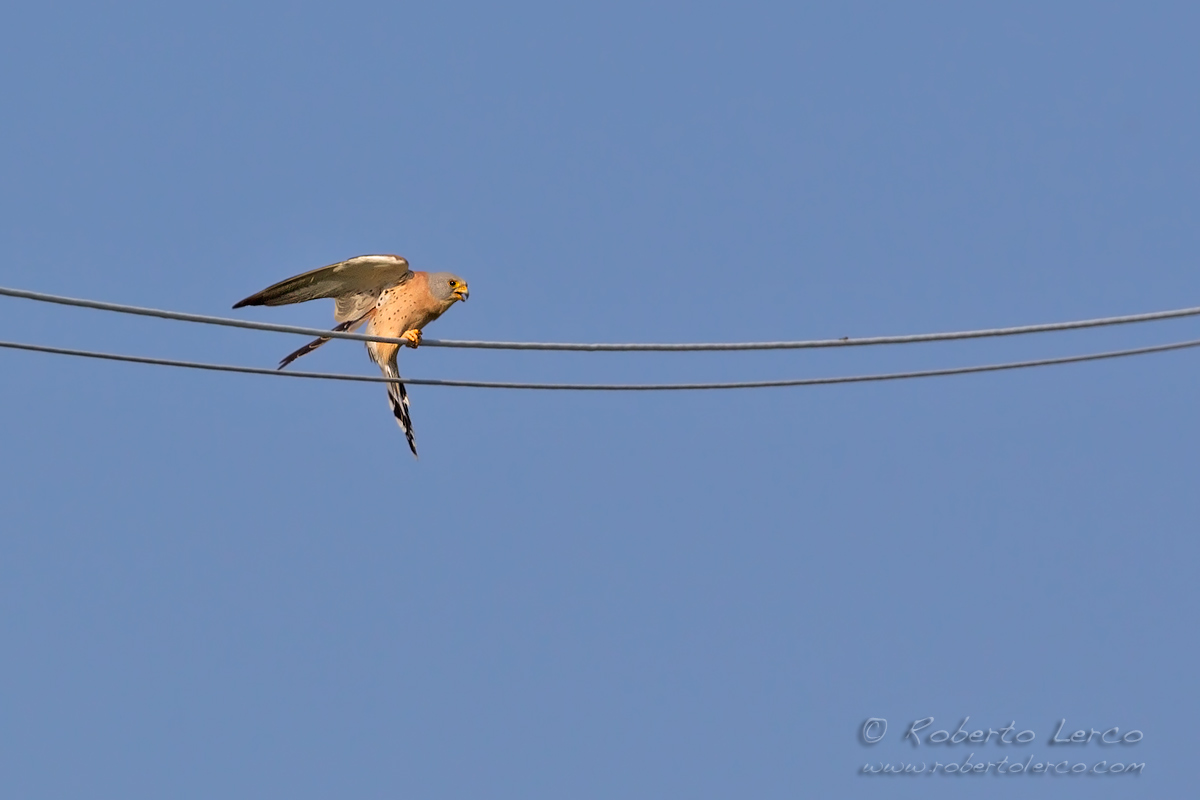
2;2;1196;797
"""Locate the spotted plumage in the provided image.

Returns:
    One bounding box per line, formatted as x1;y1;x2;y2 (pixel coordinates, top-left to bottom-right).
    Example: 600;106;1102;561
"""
233;254;469;457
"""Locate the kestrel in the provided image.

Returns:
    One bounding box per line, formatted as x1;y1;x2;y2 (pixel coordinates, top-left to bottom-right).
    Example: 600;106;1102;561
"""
233;254;469;457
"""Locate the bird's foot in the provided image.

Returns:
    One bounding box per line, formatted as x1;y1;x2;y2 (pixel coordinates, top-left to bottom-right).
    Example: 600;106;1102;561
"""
401;329;422;349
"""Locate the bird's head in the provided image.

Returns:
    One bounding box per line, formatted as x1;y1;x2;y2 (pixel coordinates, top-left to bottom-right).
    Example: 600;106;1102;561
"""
431;272;469;304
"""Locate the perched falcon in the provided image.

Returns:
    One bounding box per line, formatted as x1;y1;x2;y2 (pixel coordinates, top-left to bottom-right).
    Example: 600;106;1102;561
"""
233;254;469;457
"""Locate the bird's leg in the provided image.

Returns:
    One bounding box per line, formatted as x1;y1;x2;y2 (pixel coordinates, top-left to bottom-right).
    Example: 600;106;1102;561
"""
401;329;422;348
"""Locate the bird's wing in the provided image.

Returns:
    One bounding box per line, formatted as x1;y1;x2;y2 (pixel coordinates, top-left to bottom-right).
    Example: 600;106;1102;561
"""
334;291;384;324
232;254;413;310
276;311;374;371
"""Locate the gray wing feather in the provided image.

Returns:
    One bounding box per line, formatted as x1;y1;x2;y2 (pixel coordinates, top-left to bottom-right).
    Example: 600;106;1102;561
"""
334;291;383;324
233;254;412;309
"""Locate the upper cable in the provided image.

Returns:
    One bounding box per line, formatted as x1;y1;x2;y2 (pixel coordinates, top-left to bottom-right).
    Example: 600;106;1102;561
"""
3;285;1199;352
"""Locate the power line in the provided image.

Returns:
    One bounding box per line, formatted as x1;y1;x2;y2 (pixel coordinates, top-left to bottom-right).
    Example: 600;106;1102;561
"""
2;336;1197;390
3;284;1199;352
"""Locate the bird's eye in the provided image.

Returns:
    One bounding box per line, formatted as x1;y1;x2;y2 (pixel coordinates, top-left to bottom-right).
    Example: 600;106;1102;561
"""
448;280;456;286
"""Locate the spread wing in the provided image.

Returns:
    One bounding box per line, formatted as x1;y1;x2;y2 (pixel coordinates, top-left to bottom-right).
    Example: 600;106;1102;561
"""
233;254;413;319
333;291;382;324
275;311;374;371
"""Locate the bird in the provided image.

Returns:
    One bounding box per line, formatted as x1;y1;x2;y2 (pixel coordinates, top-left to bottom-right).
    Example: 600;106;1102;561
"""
233;254;469;457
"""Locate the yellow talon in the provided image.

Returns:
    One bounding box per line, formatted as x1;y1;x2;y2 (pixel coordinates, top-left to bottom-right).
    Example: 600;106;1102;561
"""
402;329;422;348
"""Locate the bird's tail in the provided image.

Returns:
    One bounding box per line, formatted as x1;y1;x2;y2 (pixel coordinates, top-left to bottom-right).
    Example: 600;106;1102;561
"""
382;357;418;458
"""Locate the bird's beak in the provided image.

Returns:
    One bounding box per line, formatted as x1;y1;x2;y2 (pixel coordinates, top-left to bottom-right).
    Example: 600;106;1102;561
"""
453;285;469;302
